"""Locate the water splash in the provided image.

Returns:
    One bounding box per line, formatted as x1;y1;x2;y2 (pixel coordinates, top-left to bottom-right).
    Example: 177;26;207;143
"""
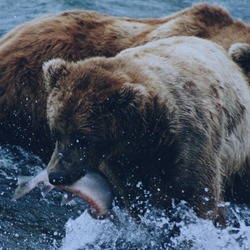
0;146;250;249
61;202;250;250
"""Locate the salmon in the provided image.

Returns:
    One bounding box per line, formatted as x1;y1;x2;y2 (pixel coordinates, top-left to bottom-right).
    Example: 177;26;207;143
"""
13;168;119;224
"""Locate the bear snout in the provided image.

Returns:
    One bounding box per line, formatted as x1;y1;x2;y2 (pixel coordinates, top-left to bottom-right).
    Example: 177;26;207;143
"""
47;155;87;185
47;142;88;185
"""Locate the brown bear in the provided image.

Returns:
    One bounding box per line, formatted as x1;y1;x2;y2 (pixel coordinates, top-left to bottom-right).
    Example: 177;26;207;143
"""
43;36;250;224
1;3;250;162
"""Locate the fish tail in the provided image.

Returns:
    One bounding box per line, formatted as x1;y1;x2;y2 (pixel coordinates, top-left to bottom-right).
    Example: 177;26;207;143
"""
12;175;34;201
61;193;75;206
108;210;121;227
41;184;54;197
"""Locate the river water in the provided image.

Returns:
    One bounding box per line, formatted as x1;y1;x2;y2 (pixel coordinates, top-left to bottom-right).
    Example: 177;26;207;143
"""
0;0;250;249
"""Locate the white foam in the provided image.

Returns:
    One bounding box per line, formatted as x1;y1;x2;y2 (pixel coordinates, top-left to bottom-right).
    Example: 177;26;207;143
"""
61;203;250;250
172;218;250;250
60;207;154;250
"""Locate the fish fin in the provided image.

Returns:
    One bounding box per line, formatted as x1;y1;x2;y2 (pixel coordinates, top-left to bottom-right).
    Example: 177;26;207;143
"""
17;175;33;185
12;175;34;201
107;210;121;227
41;184;54;197
87;209;121;226
61;193;75;206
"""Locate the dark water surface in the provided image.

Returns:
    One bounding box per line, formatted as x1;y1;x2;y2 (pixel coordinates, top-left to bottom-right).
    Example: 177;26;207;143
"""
0;0;250;37
0;1;250;249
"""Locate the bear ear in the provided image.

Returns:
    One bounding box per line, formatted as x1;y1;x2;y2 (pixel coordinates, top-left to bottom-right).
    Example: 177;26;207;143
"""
118;83;149;108
228;43;250;73
43;58;69;92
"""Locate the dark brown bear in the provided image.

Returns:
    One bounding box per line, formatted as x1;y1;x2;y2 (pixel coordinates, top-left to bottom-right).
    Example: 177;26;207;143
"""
1;3;250;162
0;9;159;161
43;37;250;224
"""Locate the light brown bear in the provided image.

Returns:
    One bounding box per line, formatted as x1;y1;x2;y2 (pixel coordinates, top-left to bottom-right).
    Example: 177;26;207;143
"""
1;3;250;162
43;36;250;224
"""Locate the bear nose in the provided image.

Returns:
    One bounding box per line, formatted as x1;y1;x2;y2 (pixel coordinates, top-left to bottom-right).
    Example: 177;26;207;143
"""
48;171;69;185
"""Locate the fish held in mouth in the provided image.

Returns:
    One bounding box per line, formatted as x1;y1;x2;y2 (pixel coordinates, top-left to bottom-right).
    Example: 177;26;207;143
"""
58;170;115;221
12;168;117;223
